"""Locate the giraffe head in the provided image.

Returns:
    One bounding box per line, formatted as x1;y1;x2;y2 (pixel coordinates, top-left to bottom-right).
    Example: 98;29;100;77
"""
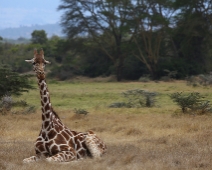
25;49;50;80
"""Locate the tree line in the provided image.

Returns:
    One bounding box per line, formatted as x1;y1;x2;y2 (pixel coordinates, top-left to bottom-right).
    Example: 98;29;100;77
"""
0;0;212;81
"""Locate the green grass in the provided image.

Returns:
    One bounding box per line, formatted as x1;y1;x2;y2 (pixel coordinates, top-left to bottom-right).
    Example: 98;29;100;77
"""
18;79;212;113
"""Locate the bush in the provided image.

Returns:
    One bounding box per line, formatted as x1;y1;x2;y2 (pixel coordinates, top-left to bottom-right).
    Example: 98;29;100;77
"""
0;94;36;115
109;89;157;108
0;95;13;112
0;65;34;97
108;102;130;108
170;92;212;114
186;74;212;87
48;64;82;80
74;108;88;115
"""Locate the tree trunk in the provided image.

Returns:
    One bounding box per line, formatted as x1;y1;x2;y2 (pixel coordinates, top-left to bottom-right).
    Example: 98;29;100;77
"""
116;55;124;81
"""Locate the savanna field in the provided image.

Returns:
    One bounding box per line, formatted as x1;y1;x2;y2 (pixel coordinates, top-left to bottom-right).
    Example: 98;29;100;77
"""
1;78;212;170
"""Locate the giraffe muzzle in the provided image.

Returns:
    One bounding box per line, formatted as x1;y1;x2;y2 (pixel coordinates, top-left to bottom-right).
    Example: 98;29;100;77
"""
37;70;45;79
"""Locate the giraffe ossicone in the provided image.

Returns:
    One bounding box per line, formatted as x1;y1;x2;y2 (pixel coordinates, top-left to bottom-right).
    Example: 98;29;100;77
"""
23;49;106;163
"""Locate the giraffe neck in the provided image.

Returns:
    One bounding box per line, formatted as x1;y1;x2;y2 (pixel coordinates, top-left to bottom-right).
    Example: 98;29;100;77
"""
38;78;54;121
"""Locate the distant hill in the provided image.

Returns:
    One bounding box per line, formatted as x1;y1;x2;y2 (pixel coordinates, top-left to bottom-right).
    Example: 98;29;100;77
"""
0;23;64;39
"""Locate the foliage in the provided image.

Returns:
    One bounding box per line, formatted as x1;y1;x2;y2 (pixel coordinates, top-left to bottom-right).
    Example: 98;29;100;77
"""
0;65;34;98
48;57;84;80
186;74;212;87
74;108;88;115
160;69;178;82
0;95;13;112
58;0;138;81
109;89;157;108
172;0;212;74
170;92;212;114
108;102;130;108
0;94;36;115
0;1;212;81
31;30;48;44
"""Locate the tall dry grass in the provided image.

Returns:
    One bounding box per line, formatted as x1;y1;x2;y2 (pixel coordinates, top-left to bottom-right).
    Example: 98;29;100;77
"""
1;80;212;170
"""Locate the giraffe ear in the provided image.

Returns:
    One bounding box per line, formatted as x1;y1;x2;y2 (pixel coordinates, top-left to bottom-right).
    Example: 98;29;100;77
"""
25;59;34;63
44;60;51;64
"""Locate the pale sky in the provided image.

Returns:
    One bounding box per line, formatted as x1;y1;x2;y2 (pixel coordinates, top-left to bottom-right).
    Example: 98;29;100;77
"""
0;0;62;29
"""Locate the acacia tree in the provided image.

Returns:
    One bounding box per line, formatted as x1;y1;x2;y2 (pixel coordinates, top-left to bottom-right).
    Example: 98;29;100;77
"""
31;30;48;44
172;0;212;74
58;0;135;81
131;0;176;79
0;65;34;98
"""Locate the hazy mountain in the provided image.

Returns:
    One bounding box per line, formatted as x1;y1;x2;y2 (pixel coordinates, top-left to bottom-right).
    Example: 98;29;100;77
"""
0;23;64;39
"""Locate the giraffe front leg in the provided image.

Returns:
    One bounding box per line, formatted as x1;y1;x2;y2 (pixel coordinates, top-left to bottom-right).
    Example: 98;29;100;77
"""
23;155;41;163
46;151;77;162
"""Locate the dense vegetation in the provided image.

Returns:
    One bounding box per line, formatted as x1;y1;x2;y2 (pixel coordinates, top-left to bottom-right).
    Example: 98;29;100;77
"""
0;0;211;81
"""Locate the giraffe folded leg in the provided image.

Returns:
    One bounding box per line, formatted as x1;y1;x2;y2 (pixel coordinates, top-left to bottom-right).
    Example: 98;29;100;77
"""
23;155;41;163
46;151;77;162
85;130;107;158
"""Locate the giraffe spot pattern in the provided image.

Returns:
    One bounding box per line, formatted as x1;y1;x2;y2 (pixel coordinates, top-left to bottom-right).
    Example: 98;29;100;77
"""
23;56;106;163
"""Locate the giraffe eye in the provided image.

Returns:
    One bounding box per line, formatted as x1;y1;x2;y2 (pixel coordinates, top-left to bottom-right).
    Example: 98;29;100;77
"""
33;62;36;65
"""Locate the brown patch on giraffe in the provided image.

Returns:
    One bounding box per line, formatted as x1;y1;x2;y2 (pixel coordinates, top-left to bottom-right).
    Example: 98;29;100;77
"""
62;131;70;141
41;132;46;139
54;124;60;133
41;101;44;107
55;134;66;144
45;104;50;111
44;121;49;129
59;145;69;152
38;79;42;83
36;142;45;152
58;124;64;131
47;140;54;147
51;145;59;155
40;83;44;90
46;113;50;119
48;129;57;139
43;97;48;103
71;130;77;136
42;114;45;120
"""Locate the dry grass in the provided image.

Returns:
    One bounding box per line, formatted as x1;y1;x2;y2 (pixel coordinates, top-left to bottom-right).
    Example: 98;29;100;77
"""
1;80;212;170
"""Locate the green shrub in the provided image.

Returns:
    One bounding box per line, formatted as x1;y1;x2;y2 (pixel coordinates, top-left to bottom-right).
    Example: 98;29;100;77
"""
0;65;34;98
186;74;212;87
109;89;157;108
0;95;13;112
74;108;88;115
170;92;212;114
0;95;36;115
109;102;131;108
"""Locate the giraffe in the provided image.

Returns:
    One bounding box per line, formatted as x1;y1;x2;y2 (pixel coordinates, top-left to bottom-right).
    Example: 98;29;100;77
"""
23;49;106;163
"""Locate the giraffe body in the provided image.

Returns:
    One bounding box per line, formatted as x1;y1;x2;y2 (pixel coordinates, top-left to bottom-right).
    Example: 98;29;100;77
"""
23;49;106;163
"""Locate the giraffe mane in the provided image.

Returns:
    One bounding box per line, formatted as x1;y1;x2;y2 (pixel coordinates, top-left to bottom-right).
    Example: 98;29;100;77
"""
52;109;61;120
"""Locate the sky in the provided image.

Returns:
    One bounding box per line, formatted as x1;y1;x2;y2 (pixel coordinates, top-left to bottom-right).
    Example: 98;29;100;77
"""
0;0;63;29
